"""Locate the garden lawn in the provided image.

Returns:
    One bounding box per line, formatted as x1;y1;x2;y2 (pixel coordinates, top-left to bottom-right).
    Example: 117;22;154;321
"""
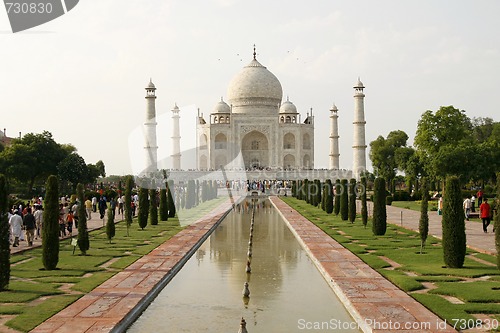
282;197;500;330
2;211;187;332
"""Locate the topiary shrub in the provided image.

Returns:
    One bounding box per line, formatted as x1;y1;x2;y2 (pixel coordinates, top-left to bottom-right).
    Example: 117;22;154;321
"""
386;195;393;206
340;179;348;221
0;174;10;290
159;188;168;221
361;177;368;228
77;183;89;255
149;189;158;225
442;176;466;268
124;175;133;236
167;180;176;217
334;179;341;216
42;175;60;270
419;177;429;254
325;179;334;214
138;186;149;230
372;177;387;235
494;172;500;270
348;178;356;223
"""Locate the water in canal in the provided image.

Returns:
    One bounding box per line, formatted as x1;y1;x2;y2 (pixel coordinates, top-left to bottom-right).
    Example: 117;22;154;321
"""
128;198;359;332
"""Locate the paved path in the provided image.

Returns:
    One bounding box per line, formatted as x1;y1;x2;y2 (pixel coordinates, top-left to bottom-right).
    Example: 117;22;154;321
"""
271;197;455;333
377;203;496;255
31;200;236;333
10;210;124;256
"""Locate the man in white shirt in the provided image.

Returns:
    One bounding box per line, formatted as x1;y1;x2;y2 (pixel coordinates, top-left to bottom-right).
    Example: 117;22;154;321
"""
463;196;472;221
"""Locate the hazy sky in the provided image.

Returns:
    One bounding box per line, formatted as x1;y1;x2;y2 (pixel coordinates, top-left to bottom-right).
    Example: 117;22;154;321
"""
1;1;499;175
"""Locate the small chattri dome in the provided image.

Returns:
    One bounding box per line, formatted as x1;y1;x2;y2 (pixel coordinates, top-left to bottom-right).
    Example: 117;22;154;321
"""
213;97;230;113
147;79;155;89
279;97;297;113
354;77;364;88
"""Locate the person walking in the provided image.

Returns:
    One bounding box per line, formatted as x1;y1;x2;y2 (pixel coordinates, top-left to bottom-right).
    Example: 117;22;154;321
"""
85;197;92;220
9;210;23;247
463;196;472;221
480;198;491;233
98;196;107;219
477;188;485;206
23;207;36;246
33;204;43;239
471;194;476;212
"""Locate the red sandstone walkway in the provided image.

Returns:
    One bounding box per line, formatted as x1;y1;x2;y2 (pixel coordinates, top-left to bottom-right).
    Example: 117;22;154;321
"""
31;200;236;333
366;202;496;255
271;197;456;333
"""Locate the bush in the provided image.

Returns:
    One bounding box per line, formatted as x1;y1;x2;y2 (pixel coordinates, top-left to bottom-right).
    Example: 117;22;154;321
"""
325;180;334;214
372;177;387;236
0;174;10;290
159;188;168;221
360;177;368;228
385;195;393;206
348;178;356;223
77;183;90;255
167;180;176;218
149;189;158;226
442;176;466;268
42;175;59;270
393;190;411;201
340;179;348;221
334;179;341;216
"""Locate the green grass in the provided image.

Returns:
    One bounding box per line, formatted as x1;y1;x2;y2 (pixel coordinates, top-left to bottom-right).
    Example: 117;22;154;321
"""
2;207;190;332
282;197;500;329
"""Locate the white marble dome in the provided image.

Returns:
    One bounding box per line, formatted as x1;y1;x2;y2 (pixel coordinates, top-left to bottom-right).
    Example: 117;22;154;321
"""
279;97;297;113
227;59;283;110
213;97;230;113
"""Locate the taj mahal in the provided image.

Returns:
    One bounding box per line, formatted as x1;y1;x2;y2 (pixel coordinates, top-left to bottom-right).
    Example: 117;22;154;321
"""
142;48;367;180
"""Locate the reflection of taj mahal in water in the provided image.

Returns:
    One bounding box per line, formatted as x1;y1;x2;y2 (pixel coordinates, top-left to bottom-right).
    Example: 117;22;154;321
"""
144;48;367;179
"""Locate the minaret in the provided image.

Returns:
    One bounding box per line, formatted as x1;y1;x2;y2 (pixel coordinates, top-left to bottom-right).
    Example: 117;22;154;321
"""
329;104;340;170
171;104;181;170
352;78;367;179
144;79;158;173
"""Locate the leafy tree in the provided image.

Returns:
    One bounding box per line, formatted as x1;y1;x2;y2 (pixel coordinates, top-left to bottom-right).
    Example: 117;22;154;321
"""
167;180;176;217
419;178;429;254
42;175;60;270
414;106;472;180
360;177;368;228
0;174;10;290
138;186;149;230
85;164;101;184
334;179;341;215
57;153;88;191
95;160;106;177
372;177;387;235
106;203;115;243
348;178;356;223
369;130;409;186
442;176;466;268
340;179;348;221
124;175;133;236
149;188;158;225
395;147;425;193
77;183;89;255
159;188;168;221
0;131;68;193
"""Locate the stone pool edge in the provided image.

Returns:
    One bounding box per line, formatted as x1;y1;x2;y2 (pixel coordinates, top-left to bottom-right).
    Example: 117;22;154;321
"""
31;198;239;333
270;196;456;333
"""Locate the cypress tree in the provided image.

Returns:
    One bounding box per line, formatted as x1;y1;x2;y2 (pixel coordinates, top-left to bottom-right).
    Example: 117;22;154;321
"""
334;179;341;216
291;180;296;198
303;179;309;203
186;180;196;209
340;179;348;221
42;175;60;270
138;186;149;230
494;173;500;269
195;180;200;207
106;202;115;243
149;188;158;225
348;178;356;223
442;176;466;268
360;177;368;228
159;188;168;221
315;180;322;208
0;174;10;290
321;183;326;211
167;180;176;217
372;177;387;235
77;183;89;255
419;177;429;254
325;179;334;214
124;175;133;236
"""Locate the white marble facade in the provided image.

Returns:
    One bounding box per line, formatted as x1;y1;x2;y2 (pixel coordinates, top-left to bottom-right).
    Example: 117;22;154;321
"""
196;55;314;170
